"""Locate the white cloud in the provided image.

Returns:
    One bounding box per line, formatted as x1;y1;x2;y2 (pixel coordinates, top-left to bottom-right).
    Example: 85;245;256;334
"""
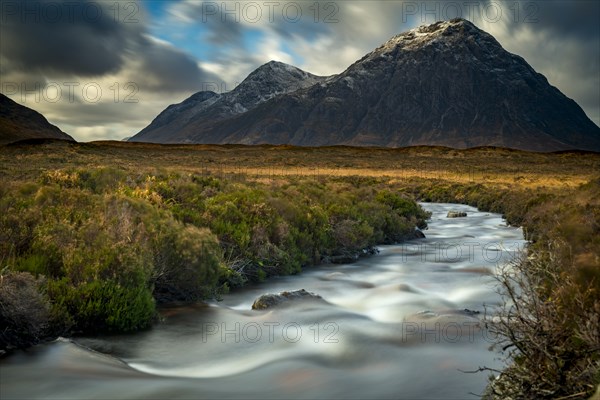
255;34;295;66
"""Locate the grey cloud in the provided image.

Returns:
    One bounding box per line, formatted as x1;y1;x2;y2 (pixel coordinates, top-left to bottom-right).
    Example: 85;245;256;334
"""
41;99;147;127
0;0;139;76
0;0;221;95
520;0;600;41
0;0;223;142
135;36;221;93
28;88;190;141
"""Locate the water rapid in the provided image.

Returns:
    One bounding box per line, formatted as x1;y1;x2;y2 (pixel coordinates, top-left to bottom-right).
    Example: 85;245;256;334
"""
1;203;526;399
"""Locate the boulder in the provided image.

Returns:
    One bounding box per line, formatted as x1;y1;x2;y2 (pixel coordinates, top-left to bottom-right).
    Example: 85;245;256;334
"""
447;211;467;218
251;289;323;310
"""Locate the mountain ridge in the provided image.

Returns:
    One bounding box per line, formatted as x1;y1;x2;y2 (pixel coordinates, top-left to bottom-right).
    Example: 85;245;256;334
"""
131;61;327;143
0;94;75;145
130;18;600;152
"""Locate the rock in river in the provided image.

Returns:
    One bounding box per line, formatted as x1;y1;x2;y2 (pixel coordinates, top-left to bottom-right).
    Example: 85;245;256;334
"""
447;211;467;218
251;289;323;310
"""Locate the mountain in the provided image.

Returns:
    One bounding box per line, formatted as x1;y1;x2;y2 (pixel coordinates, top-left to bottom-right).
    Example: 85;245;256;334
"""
130;61;327;143
0;94;74;145
132;19;600;152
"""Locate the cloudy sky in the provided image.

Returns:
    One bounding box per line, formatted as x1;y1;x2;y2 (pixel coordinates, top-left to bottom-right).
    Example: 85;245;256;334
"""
1;0;598;141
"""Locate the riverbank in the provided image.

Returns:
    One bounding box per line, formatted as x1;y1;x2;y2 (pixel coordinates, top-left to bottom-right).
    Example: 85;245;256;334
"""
403;180;600;399
1;203;523;399
0;156;430;351
1;142;598;398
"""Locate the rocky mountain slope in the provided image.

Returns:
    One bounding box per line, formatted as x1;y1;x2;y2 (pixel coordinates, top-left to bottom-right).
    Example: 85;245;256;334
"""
0;94;74;145
131;19;600;152
130;61;326;143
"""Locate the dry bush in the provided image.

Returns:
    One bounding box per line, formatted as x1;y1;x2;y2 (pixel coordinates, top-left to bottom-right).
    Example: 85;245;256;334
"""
0;270;51;350
485;242;600;399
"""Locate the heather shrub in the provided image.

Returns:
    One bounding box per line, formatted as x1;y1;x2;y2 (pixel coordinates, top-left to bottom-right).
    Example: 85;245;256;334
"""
47;278;155;333
0;271;51;350
0;168;430;341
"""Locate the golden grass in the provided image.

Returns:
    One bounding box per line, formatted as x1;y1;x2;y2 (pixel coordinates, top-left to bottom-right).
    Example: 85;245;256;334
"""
1;141;597;190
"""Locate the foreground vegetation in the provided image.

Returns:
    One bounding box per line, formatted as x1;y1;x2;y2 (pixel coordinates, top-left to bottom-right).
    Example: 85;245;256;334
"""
1;140;599;398
0;141;430;345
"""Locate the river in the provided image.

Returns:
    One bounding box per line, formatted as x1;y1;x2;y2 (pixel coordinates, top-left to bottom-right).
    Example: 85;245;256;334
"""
1;203;526;399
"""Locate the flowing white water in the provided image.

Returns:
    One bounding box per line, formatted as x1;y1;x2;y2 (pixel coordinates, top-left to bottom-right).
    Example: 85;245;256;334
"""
1;203;526;399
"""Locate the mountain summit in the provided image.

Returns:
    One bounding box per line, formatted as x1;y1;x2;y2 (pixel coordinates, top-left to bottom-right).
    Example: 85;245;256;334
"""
130;61;326;143
131;19;600;151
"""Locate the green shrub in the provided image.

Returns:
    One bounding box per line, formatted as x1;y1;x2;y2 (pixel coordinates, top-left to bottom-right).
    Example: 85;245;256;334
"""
331;219;373;253
47;278;155;333
149;222;222;302
0;169;430;340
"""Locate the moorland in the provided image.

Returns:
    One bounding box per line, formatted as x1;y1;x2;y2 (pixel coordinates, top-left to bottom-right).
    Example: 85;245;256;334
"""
0;140;599;398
